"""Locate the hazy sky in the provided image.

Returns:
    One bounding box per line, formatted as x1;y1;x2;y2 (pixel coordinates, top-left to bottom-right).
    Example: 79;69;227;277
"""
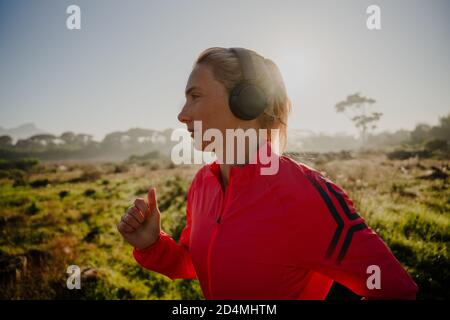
1;0;449;140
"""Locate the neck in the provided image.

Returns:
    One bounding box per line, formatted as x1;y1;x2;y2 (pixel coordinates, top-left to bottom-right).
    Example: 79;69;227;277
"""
218;136;266;190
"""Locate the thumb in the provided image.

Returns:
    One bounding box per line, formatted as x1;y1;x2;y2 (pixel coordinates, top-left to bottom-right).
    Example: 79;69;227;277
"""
147;187;160;216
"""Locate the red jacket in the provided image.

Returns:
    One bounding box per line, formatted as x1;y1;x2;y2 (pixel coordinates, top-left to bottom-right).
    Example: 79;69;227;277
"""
133;143;418;299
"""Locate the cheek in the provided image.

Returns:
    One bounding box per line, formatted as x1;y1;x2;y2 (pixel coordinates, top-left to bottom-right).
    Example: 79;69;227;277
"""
208;95;234;124
198;97;230;125
214;93;232;116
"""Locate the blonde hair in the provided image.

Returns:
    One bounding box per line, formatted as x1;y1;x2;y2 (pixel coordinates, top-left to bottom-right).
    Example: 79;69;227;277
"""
195;47;291;152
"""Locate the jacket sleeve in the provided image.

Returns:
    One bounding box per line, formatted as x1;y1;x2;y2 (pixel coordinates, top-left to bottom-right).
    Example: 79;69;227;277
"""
132;183;197;280
294;171;418;299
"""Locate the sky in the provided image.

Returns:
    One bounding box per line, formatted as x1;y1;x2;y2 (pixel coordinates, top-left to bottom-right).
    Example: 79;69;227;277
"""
1;0;449;141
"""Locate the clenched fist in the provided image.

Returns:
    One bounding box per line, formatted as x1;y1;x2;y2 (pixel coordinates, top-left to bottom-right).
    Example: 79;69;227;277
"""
117;187;161;250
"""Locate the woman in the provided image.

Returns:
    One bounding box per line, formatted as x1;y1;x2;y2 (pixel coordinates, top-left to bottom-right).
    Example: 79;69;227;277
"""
117;47;418;299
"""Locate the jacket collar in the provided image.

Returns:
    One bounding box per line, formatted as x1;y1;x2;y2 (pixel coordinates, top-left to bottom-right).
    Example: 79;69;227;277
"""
206;140;280;183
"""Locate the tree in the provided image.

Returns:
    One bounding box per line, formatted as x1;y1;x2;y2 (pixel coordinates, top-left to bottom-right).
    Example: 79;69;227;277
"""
430;114;450;142
0;135;13;148
16;134;57;149
410;123;431;145
61;131;77;144
335;93;382;145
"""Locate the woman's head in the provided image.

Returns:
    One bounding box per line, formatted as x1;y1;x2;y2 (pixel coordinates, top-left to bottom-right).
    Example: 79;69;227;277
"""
178;47;291;154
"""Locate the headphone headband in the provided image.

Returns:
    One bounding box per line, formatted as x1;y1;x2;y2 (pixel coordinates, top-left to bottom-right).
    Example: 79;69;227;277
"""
229;47;257;81
227;47;270;121
229;47;270;82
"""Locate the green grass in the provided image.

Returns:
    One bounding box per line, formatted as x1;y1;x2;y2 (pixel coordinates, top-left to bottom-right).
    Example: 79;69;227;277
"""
0;162;202;299
317;156;450;299
0;155;448;299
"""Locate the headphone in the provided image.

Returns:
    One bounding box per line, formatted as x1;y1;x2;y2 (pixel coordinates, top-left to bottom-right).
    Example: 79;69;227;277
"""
228;48;270;121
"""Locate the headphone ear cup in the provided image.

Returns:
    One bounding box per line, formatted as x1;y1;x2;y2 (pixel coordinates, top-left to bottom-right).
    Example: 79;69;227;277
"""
229;83;267;121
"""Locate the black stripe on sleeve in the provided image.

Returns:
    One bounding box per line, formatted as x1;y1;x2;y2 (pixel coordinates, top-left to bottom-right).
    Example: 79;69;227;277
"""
306;175;344;258
336;222;367;263
324;181;360;221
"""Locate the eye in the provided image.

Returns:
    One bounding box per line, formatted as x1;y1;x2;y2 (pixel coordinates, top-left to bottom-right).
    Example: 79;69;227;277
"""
191;94;200;100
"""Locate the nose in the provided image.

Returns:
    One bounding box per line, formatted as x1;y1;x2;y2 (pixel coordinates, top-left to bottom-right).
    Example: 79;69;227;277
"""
177;103;191;124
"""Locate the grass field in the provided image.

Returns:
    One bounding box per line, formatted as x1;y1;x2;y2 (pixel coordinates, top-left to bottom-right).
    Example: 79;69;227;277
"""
0;153;448;299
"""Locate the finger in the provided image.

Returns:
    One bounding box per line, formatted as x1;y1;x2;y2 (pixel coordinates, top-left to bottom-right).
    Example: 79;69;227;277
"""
147;187;159;213
134;198;150;219
122;213;140;229
127;206;145;224
117;220;134;234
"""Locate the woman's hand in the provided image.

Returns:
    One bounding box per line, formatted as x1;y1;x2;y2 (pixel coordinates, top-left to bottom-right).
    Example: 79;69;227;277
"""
117;188;161;250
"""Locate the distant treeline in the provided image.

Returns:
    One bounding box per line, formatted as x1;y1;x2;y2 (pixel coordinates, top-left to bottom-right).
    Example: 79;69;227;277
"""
288;114;449;157
0;114;448;161
0;128;176;161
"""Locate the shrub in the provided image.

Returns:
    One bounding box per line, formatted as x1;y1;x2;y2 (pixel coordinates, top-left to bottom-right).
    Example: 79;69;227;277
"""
424;139;448;152
83;189;96;197
70;169;102;183
25;202;41;215
0;158;39;171
58;190;70;199
30;179;50;188
114;164;129;173
387;149;431;160
9;169;28;187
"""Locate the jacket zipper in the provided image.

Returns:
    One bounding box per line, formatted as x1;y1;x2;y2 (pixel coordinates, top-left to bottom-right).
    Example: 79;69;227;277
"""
206;177;232;299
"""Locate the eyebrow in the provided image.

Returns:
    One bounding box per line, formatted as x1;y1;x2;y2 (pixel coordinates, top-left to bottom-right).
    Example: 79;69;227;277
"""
185;86;200;96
